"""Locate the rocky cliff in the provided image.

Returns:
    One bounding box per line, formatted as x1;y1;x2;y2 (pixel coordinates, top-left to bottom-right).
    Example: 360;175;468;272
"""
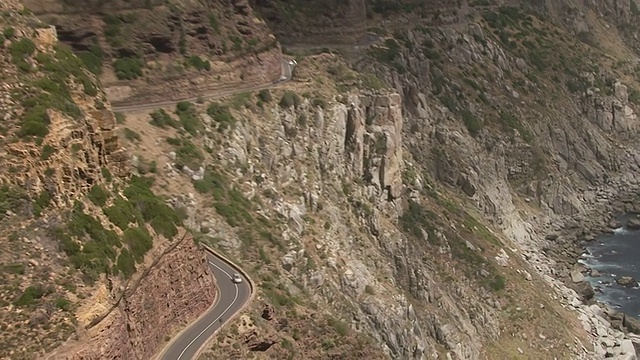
111;52;595;359
0;2;216;359
113;1;640;359
250;0;368;45
46;233;215;360
11;0;640;359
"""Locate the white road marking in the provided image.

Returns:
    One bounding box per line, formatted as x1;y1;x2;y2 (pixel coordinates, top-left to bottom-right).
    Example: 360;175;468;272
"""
174;261;241;360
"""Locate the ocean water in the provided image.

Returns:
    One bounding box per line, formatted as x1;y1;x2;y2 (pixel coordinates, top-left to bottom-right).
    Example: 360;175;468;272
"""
579;217;640;318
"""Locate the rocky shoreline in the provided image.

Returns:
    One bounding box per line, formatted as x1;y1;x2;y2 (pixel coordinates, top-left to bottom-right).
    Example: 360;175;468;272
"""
524;173;640;359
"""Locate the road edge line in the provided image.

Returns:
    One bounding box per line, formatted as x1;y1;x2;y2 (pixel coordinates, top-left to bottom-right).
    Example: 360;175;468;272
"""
191;244;257;359
151;251;222;360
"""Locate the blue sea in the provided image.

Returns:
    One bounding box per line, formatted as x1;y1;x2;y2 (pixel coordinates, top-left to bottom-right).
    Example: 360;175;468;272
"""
579;215;640;318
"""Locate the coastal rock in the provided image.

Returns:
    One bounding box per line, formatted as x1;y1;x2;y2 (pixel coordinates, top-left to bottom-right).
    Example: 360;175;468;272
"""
545;233;559;241
627;217;640;230
569;280;595;301
624;316;640;334
620;339;637;359
609;220;623;229
616;276;637;288
571;269;586;283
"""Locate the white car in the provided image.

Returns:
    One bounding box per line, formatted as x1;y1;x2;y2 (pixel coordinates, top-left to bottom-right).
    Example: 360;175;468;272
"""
231;273;243;284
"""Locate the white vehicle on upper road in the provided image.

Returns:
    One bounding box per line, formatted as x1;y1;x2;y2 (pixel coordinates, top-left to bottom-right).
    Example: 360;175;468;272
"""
231;273;243;284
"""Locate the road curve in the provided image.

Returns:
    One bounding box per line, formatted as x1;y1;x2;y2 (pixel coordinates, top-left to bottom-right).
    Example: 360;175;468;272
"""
158;251;252;360
111;58;294;113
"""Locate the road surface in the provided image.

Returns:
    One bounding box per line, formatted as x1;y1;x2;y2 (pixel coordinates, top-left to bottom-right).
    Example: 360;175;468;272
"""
158;252;252;360
111;58;295;113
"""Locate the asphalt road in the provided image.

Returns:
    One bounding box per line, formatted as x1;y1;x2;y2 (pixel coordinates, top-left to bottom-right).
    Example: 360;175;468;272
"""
159;252;251;360
111;59;295;113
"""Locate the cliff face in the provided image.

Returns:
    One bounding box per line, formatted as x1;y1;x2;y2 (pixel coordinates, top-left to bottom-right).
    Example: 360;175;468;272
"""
11;0;640;359
107;51;593;359
47;234;215;360
22;0;283;106
250;0;368;45
0;2;217;359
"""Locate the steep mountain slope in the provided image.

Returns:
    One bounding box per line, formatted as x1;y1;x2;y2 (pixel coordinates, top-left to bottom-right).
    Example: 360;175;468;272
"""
21;0;283;107
9;0;640;359
0;2;216;359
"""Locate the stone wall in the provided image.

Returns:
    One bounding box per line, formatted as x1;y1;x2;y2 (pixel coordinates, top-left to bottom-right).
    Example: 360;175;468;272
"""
47;235;216;360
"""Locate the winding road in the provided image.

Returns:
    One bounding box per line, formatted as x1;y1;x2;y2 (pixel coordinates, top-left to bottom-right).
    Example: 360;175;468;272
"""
111;58;295;113
129;56;296;360
158;250;252;360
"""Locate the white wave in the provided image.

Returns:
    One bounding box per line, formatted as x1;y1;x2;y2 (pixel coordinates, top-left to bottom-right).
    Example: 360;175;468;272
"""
614;227;628;235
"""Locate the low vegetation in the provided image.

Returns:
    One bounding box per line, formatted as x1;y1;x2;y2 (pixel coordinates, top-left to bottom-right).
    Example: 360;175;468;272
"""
175;101;203;136
207;102;236;130
51;176;181;283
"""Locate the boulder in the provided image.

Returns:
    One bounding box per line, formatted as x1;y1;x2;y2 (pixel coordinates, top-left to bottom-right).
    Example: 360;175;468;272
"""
569;280;595;301
609;219;623;229
627;216;640;230
545;233;559;241
571;269;585;283
625;315;640;334
616;276;637;288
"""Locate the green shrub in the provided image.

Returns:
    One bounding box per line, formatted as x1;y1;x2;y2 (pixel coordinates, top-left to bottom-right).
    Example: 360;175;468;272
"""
499;111;532;142
40;144;55;160
360;74;385;90
77;43;104;75
17;44;94;141
114;112;126;124
399;201;438;244
364;285;375;295
187;55;211;71
461;109;481;136
80;74;98;96
486;274;506;291
172;138;204;169
103;196;138;230
101;167;113;182
258;89;272;102
3;26;15;39
2;263;25;275
117;248;136;279
327;318;349;336
55;297;72;311
123;226;153;262
56;206;123;282
279;90;301;108
33;190;52;216
209;15;220;33
8;37;36;72
193;168;228;198
166;137;181;146
149;109;179;128
123;128;141;141
14;284;52;307
0;186;27;218
207;102;236;130
88;185;110;206
194;168;253;227
175;102;203;136
123;176;181;238
114;57;143;80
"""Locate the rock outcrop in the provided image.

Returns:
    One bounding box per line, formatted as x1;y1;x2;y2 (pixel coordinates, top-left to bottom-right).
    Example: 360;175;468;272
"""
250;0;368;45
46;234;216;360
